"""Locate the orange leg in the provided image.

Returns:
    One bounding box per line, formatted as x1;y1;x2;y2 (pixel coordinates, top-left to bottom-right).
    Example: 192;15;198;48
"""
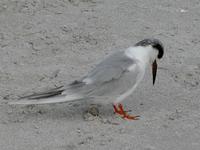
113;103;140;120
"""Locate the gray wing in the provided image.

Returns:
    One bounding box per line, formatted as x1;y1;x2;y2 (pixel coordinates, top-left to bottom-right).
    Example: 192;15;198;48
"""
82;50;135;84
64;50;136;97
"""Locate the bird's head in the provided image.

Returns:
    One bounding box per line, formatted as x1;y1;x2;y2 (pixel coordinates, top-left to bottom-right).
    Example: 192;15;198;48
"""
135;38;164;85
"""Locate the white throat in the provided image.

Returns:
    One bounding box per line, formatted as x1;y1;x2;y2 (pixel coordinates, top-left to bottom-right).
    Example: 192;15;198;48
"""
125;45;157;65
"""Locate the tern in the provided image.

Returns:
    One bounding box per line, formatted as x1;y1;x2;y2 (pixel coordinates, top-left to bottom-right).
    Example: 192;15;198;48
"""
9;38;164;120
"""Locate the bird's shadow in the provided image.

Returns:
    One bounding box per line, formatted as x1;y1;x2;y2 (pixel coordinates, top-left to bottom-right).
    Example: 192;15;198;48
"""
7;100;115;123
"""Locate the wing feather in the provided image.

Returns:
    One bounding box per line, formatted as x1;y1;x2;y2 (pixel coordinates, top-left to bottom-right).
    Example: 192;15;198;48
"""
83;50;135;84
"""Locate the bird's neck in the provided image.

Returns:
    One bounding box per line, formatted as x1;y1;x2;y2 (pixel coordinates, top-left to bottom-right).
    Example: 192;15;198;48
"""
125;46;154;66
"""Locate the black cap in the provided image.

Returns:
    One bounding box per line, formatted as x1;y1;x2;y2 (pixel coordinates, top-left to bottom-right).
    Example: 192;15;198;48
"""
135;38;164;59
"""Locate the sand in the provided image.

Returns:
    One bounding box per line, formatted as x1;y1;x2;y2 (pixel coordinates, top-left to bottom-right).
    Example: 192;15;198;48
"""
0;0;200;150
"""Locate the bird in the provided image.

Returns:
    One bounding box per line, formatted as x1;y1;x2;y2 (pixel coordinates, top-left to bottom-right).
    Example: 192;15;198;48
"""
9;38;164;120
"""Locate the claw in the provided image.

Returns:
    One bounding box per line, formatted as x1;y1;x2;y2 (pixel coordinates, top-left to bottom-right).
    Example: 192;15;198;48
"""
122;114;140;120
113;103;140;120
113;104;124;115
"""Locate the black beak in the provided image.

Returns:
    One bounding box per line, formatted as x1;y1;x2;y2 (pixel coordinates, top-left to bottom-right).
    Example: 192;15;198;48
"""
152;60;157;85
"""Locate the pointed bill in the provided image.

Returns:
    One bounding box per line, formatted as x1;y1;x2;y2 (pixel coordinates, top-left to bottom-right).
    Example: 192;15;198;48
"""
152;60;157;85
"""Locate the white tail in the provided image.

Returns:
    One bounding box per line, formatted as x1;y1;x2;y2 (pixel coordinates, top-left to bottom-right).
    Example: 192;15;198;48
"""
9;94;84;105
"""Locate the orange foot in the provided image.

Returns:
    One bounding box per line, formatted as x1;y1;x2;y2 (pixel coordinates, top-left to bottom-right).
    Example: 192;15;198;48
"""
113;103;140;120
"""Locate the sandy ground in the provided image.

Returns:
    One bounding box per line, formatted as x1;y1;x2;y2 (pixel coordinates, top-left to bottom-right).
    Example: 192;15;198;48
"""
0;0;200;150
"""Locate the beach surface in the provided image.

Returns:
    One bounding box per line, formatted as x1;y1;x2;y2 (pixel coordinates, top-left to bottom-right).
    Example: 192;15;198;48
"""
0;0;200;150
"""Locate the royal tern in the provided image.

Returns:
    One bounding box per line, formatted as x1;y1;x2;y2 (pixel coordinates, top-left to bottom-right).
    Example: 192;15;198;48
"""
9;38;164;120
